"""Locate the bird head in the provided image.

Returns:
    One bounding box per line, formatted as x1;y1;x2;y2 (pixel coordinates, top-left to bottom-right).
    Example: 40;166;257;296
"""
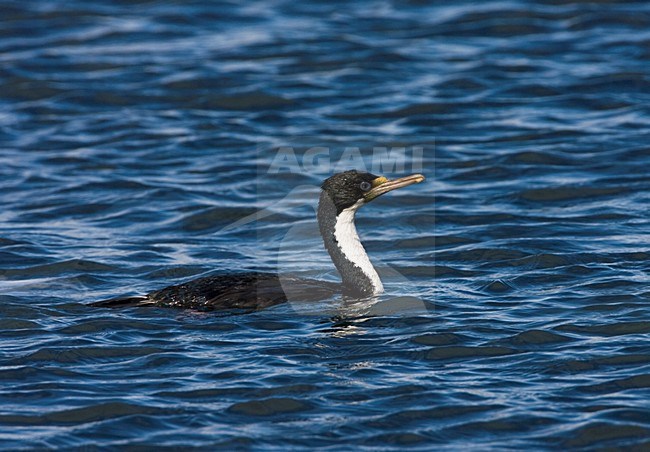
321;170;425;214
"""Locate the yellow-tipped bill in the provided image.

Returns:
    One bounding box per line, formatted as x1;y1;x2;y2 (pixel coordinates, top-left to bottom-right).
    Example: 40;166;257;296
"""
364;173;425;202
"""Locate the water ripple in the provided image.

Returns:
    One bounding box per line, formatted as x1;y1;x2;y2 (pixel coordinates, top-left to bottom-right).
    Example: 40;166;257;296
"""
1;0;649;449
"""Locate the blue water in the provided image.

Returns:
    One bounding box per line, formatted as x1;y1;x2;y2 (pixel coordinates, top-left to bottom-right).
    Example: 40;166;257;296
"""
2;0;650;449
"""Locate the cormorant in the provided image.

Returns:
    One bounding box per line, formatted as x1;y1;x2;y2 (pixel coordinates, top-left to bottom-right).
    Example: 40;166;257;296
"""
92;170;425;311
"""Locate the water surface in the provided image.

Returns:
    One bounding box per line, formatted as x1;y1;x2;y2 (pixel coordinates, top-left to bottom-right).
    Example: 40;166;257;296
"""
1;0;649;449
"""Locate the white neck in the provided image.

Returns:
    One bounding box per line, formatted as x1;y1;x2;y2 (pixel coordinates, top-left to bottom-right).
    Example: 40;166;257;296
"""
333;200;383;295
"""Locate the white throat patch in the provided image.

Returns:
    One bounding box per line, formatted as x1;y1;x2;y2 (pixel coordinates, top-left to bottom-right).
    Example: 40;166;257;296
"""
333;199;383;295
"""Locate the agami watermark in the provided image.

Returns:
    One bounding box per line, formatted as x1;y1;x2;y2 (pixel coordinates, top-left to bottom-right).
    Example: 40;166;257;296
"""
267;145;425;175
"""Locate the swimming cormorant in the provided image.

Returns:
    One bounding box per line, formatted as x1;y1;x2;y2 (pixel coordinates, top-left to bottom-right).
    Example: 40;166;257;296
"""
92;170;425;311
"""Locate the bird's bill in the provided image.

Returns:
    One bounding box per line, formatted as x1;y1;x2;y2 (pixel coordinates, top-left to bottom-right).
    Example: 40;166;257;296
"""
364;173;425;202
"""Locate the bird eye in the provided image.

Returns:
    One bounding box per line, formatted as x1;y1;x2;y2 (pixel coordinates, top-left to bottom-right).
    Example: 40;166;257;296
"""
360;181;371;191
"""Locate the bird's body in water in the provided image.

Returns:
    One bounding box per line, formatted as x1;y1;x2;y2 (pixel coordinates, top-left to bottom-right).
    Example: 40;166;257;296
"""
92;170;425;311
